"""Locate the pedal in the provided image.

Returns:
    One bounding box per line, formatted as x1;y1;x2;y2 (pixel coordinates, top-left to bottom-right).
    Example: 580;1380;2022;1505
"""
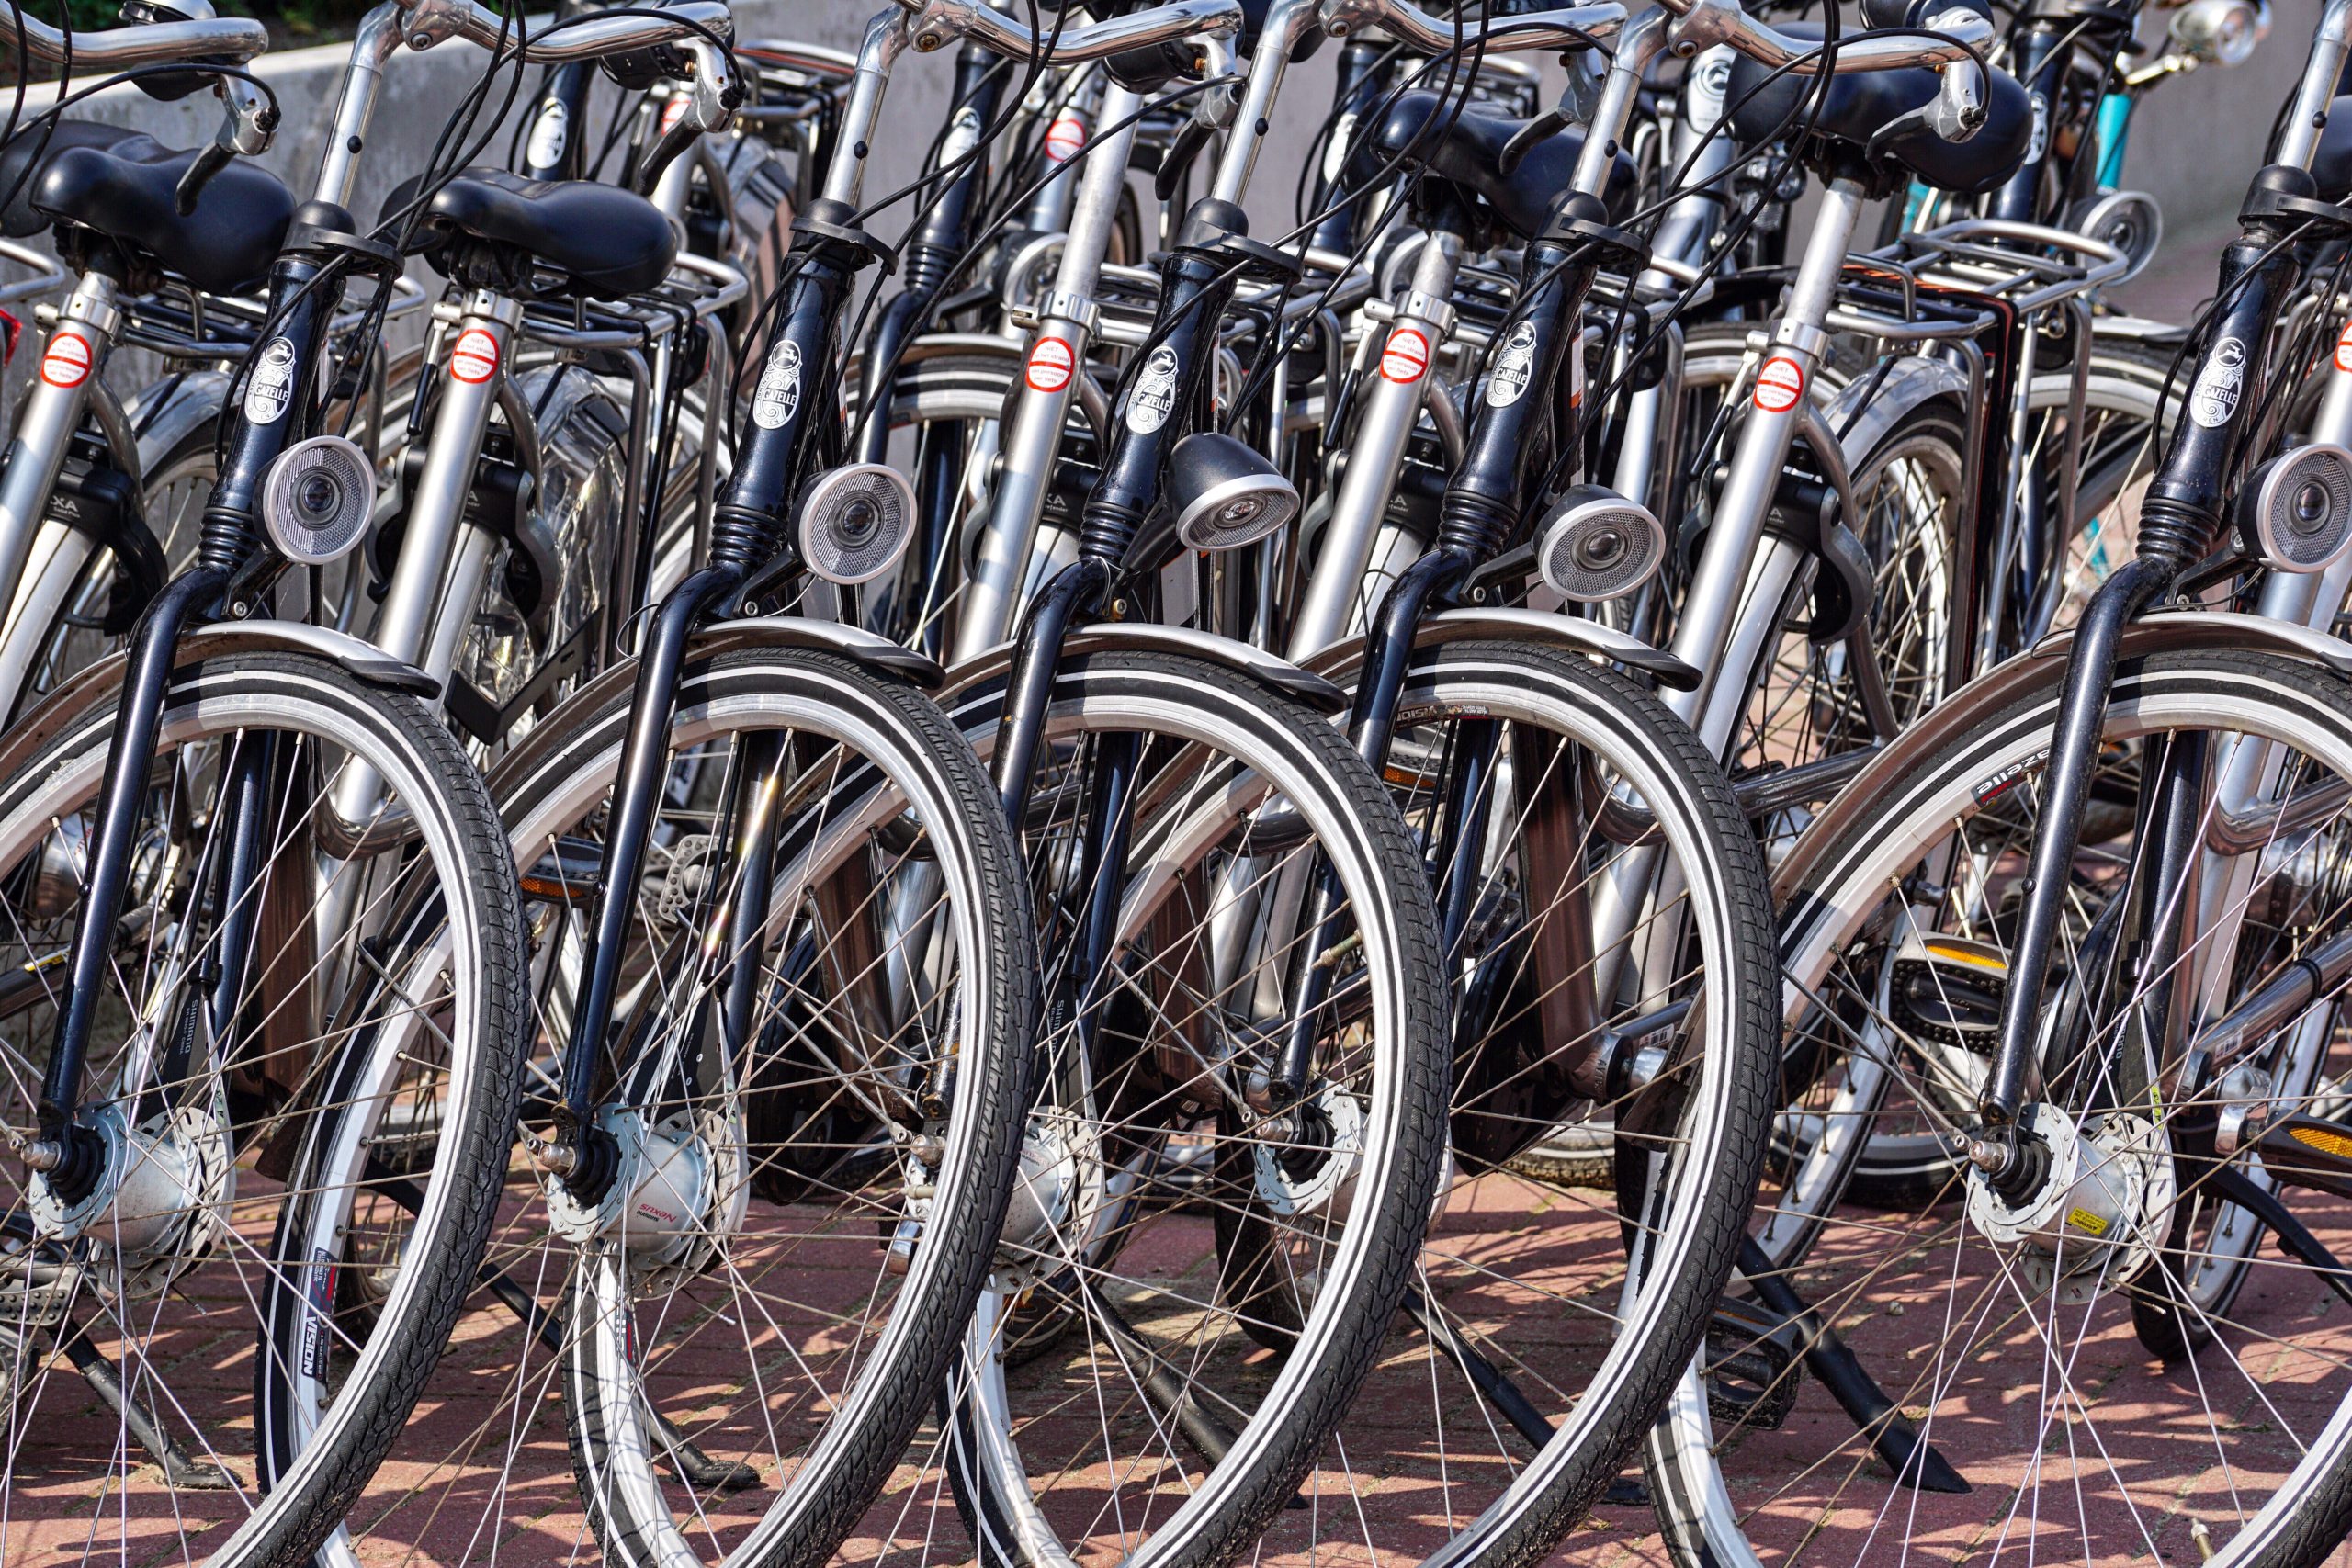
518;834;604;905
1887;932;2007;1054
2252;1113;2352;1200
1704;1297;1801;1431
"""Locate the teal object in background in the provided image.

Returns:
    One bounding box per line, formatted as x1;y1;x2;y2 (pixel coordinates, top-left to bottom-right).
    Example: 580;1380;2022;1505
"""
2095;92;2133;189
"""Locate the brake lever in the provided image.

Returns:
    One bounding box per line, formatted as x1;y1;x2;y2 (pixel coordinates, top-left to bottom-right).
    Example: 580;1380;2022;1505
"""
175;73;275;215
1498;106;1572;175
632;37;740;196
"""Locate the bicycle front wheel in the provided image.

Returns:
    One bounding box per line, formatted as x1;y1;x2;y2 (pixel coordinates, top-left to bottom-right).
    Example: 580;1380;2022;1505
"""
922;649;1451;1568
443;643;1035;1568
1648;646;2352;1568
0;649;527;1566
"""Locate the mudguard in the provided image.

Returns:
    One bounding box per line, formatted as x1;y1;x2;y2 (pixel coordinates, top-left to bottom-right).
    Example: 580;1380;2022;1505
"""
943;622;1349;712
1301;606;1701;691
1773;609;2352;901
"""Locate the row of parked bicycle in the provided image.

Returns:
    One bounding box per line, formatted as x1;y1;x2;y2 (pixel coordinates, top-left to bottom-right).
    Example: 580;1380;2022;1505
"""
0;0;2344;1561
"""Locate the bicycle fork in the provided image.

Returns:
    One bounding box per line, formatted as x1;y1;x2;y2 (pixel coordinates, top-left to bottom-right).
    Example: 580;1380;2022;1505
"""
1976;173;2310;1186
26;252;338;1203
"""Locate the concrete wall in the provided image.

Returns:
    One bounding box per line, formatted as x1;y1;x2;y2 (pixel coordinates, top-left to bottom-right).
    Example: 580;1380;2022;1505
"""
2114;0;2325;242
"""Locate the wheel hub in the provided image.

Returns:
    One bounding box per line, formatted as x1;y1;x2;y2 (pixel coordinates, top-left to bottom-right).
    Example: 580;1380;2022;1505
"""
1964;1102;2175;1303
25;1100;232;1297
1255;1084;1363;1218
546;1106;745;1289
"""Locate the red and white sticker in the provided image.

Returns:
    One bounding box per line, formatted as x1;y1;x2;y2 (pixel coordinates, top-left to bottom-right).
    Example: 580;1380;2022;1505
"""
2335;319;2352;374
1753;356;1804;414
40;331;91;389
1026;335;1075;393
1380;326;1430;384
1044;114;1087;163
449;327;501;386
660;95;689;136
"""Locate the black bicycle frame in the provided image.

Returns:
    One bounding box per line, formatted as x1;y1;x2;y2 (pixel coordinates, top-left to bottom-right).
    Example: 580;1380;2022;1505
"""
1979;162;2312;1179
989;194;1259;819
32;245;348;1198
544;203;869;1193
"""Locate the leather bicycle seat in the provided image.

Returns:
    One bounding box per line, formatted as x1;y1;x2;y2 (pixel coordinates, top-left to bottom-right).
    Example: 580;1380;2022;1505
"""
1366;90;1635;237
2310;96;2352;201
388;167;677;297
8;119;291;293
1727;25;2032;194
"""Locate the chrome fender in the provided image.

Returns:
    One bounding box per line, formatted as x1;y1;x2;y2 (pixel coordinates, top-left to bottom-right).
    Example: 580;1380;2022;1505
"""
942;623;1349;712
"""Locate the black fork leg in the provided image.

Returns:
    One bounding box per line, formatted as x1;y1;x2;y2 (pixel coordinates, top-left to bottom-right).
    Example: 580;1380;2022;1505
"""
543;563;745;1192
28;568;224;1200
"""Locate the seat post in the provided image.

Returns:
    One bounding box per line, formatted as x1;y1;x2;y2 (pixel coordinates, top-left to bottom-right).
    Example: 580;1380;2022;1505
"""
1662;175;1870;742
0;269;120;640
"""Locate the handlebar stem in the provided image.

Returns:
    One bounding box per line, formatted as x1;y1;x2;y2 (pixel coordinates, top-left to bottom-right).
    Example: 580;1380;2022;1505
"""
819;8;911;209
2274;0;2352;169
1208;0;1321;205
1574;6;1669;195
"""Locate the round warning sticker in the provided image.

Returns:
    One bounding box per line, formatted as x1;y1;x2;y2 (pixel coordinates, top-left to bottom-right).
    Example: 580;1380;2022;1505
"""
1381;326;1430;384
40;331;90;389
1753;356;1804;414
1026;335;1075;393
2334;320;2352;374
450;328;500;385
1045;115;1087;163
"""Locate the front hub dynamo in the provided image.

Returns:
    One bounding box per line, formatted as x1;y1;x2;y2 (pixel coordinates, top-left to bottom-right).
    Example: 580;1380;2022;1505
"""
1965;1101;2175;1303
546;1106;746;1291
26;1099;233;1298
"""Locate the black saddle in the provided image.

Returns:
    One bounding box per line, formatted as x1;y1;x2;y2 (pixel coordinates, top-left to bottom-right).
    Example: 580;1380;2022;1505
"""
388;167;676;297
2;120;291;293
1727;26;2032;194
1365;90;1636;237
2310;96;2352;202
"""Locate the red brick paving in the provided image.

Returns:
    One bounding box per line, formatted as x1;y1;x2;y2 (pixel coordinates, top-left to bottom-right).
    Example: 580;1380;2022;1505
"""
13;1169;2352;1567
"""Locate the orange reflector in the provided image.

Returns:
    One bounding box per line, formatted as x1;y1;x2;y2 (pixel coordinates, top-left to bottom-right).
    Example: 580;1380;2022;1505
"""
2289;1123;2352;1160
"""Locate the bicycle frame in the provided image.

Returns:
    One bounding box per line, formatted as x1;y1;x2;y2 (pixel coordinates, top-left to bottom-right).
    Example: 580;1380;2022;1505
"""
539;0;1245;1190
1976;0;2352;1182
25;0;729;1193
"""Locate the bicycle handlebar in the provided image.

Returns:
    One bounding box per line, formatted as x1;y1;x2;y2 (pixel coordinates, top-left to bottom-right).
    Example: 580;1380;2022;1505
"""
1321;0;1630;51
1321;0;1991;73
394;0;733;64
893;0;1243;65
1660;0;1993;73
3;6;267;68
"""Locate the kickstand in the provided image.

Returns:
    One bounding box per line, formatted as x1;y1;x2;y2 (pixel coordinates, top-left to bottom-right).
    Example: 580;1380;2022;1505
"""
1083;1281;1241;1465
1736;1238;1969;1494
52;1321;232;1489
2208;1166;2352;1310
374;1168;761;1494
1402;1288;1650;1508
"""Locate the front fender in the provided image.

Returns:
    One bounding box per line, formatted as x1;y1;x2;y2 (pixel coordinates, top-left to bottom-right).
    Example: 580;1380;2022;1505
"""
1773;608;2352;902
942;623;1349;712
1299;607;1701;692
